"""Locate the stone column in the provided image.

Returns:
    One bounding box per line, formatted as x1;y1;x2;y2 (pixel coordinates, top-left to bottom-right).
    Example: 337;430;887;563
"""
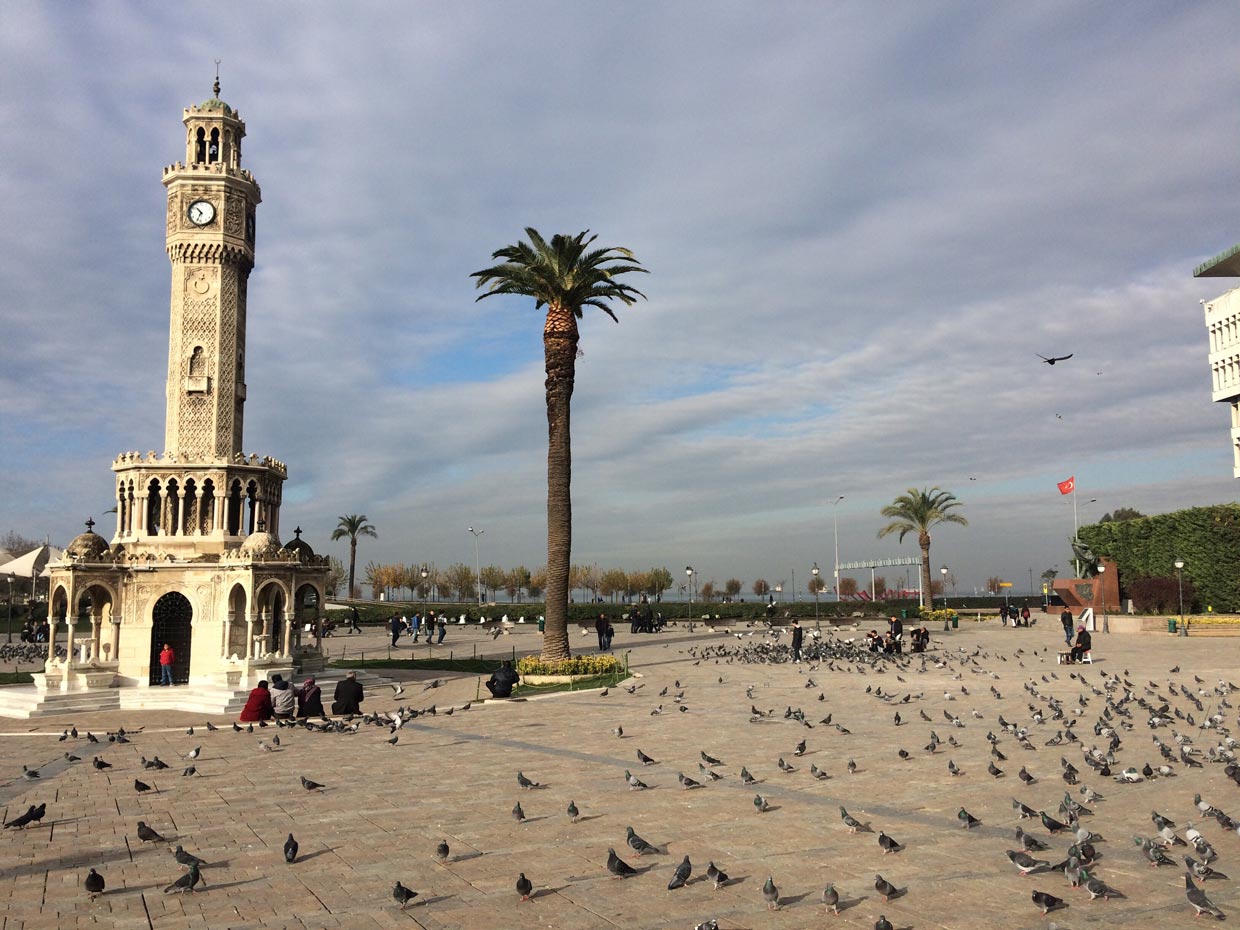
281;613;293;658
221;606;233;658
245;611;255;660
115;489;125;538
91;611;102;662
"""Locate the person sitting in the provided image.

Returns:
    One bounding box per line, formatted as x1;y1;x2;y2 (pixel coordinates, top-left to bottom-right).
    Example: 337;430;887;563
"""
485;660;520;698
910;626;928;653
270;674;295;719
296;676;324;718
239;680;274;722
865;630;881;653
332;670;364;715
1069;625;1092;663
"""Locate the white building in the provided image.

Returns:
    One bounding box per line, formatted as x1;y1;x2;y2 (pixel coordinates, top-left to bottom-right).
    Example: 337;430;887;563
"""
1196;244;1240;478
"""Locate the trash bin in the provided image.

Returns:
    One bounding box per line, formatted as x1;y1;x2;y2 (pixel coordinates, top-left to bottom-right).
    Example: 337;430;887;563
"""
951;615;959;629
537;617;545;633
1167;618;1177;634
899;608;909;620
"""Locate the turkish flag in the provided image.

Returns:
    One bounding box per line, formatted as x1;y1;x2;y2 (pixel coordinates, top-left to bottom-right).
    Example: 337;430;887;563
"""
1057;476;1075;495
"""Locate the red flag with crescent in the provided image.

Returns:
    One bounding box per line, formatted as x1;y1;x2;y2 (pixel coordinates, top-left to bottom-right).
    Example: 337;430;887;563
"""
1057;476;1075;495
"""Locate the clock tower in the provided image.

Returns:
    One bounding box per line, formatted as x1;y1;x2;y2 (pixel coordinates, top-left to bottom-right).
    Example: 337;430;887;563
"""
162;76;260;459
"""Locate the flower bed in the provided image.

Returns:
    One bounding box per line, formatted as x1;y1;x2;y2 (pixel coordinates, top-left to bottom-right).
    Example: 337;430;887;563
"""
517;654;621;676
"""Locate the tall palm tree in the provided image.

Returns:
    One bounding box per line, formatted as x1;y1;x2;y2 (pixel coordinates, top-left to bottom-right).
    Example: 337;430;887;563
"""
877;488;967;608
472;229;647;660
331;514;377;600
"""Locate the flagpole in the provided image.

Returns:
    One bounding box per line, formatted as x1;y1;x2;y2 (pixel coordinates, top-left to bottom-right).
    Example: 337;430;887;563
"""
1072;483;1079;576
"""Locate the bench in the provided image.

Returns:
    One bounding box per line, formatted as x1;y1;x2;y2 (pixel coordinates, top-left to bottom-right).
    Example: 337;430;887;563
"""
1057;650;1092;665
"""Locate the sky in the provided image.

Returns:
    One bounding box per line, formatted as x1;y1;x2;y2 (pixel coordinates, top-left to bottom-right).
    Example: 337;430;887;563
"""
2;2;1238;599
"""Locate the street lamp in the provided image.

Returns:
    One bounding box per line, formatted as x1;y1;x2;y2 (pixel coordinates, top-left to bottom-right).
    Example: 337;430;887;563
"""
1096;563;1108;634
1174;558;1186;636
940;566;948;609
685;566;694;620
467;527;484;608
811;563;820;619
774;583;783;604
831;496;844;602
5;572;13;644
420;564;430;615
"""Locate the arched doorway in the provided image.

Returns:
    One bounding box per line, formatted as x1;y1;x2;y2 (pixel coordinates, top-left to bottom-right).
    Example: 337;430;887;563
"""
150;591;192;685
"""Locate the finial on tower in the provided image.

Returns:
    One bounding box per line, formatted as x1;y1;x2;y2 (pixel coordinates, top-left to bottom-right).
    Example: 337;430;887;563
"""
213;59;221;98
85;517;95;533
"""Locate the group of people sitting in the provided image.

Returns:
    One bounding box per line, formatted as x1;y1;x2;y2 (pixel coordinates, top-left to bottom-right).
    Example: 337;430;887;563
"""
863;618;931;655
239;670;367;721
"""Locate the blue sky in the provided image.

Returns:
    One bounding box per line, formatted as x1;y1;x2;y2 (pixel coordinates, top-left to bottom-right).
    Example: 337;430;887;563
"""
1;2;1237;595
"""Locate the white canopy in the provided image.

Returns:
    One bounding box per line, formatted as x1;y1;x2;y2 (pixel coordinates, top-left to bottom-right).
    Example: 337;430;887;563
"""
0;544;64;586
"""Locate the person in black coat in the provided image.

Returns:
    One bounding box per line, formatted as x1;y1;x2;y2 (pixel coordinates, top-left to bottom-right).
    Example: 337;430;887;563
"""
1069;626;1092;663
790;621;804;662
486;660;520;698
332;671;364;714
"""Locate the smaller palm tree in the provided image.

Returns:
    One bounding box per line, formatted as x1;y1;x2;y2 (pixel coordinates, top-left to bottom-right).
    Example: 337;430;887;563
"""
877;488;967;607
331;515;377;599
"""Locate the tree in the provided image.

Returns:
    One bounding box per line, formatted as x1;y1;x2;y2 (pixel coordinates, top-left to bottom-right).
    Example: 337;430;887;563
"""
877;487;968;608
648;567;673;599
527;567;546;601
626;570;651;599
473;229;648;660
752;578;770;597
699;580;716;602
1040;568;1059;583
838;577;858;597
807;576;827;595
1;531;43;555
324;557;345;598
599;568;628;602
1100;507;1144;523
986;576;1004;594
505;566;531;602
479;565;507;602
724;578;742;599
331;515;377;599
442;563;477;602
873;576;886;598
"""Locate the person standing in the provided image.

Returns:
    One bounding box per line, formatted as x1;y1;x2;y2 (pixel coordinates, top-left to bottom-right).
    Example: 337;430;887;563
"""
390;615;402;648
410;611;421;642
790;620;804;662
1020;605;1031;627
436;614;447;644
1060;608;1074;645
595;613;609;651
159;643;175;686
348;606;362;634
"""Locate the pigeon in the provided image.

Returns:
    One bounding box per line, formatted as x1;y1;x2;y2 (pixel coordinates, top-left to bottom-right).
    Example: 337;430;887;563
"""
947;759;962;776
1007;849;1049;875
624;770;649;790
847;758;857;774
283;833;298;863
667;855;692;889
793;739;806;756
988;761;1004;778
699;762;723;781
1031;889;1065;914
1185;855;1229;881
392;880;418;909
739;766;756;785
626;825;659;856
173;846;206;868
693;921;719;930
1013;799;1038;819
762;875;780;910
516;771;541;789
1040;811;1068;834
3;805;36;830
1079;868;1116;900
184;746;201;760
84;867;105;900
874;874;896;901
706;861;729;888
566;800;579;822
65;752;81;763
1018;766;1035;785
754;793;770;813
606;847;638;878
164;862;205;894
515;872;533;901
1185;872;1225;919
391;683;404;696
822;883;840;914
386;734;398;746
1038;353;1073;365
137;821;165;843
1016;827;1049;852
840;806;863;833
636;748;657;765
205;722;218;731
958;807;981;829
512;801;525;822
181;766;197;777
878;831;902;854
701;751;723;766
22;765;39;779
435;840;450;862
300;776;325;791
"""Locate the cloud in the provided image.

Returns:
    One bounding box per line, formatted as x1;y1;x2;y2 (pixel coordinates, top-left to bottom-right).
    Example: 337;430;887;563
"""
2;2;1238;591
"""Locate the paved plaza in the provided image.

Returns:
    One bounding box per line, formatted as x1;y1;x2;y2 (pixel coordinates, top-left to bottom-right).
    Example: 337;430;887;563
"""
1;619;1237;929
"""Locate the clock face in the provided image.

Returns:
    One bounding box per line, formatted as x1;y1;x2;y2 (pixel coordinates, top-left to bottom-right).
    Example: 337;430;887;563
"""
187;200;216;226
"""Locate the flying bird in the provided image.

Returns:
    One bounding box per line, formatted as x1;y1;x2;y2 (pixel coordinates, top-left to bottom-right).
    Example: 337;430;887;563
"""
1038;353;1073;365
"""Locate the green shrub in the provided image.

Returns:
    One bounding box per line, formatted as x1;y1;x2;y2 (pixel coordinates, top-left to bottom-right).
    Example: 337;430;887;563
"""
517;654;620;676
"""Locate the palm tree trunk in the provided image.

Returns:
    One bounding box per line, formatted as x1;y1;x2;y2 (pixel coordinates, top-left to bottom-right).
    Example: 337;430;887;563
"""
348;538;357;600
919;530;932;609
542;304;578;661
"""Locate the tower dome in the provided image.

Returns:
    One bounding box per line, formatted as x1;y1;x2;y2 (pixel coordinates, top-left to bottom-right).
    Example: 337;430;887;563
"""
66;519;110;560
240;529;283;559
283;526;315;562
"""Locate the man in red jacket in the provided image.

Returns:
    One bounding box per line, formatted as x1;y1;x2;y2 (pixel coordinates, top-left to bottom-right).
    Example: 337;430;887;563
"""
159;643;175;686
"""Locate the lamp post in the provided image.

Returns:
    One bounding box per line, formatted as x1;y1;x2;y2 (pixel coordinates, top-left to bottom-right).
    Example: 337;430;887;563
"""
1096;563;1108;634
831;495;844;601
5;573;13;644
774;583;782;604
1174;558;1186;636
685;566;694;620
940;565;948;609
811;563;820;619
467;527;484;608
420;564;430;616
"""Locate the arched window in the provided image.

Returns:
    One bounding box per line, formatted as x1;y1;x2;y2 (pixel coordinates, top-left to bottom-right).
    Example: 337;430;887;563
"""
146;479;161;536
208;128;220;163
189;346;205;376
227;479;243;536
194;127;206;164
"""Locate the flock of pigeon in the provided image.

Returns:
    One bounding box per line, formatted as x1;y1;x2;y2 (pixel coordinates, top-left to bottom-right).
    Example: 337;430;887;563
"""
3;623;1239;927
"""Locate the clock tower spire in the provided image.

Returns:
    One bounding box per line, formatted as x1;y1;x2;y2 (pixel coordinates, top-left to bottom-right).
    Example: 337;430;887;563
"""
161;78;260;459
